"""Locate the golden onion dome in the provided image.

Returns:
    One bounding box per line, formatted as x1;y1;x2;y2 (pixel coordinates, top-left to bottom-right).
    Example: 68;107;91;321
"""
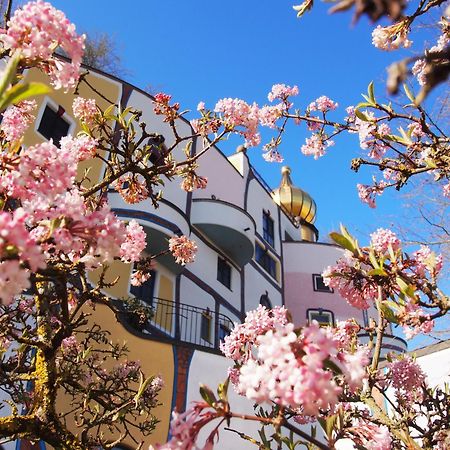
272;166;316;224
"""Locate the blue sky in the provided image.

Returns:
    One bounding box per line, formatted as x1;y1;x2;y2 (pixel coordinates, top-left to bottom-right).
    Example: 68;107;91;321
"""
48;1;447;347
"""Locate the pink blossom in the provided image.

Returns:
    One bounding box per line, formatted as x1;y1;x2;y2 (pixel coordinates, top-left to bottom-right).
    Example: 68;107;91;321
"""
130;270;152;287
114;174;149;204
220;305;289;362
168;235;197;265
150;402;219;450
59;135;98;161
72;97;97;124
389;356;426;403
301;134;334;159
262;148;283;163
370;228;401;254
443;182;450;198
180;174;208;192
308;95;338;112
351;419;392;450
372;24;412;50
267;84;299;102
323;253;378;310
0;1;85;91
120;220;146;263
357;182;386;208
197;101;205;111
214;98;260;147
408;122;425;139
412;245;443;277
338;347;369;392
1;100;36;141
259;104;283;128
0;259;31;304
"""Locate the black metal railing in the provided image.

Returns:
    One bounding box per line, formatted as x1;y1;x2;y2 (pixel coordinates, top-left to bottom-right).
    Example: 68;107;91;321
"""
137;297;235;352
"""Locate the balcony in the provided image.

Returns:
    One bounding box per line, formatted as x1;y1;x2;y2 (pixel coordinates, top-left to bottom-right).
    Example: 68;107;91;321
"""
122;297;235;353
191;198;255;266
358;333;408;359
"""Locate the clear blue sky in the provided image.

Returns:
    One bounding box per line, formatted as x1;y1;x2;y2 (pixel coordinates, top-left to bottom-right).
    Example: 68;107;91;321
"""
48;1;447;347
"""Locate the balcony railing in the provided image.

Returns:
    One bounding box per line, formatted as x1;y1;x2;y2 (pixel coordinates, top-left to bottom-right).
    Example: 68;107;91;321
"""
125;297;235;353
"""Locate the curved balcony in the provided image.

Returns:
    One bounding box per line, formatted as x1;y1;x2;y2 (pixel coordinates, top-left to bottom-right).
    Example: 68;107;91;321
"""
358;333;408;360
191;198;255;266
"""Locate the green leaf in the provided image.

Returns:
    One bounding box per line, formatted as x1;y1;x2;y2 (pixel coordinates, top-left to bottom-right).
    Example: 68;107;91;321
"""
199;384;217;406
368;268;388;277
367;81;375;103
217;377;230;402
368;250;380;269
355;109;370;122
0;82;51;111
356;101;374;109
0;51;21;101
134;373;154;407
329;232;355;252
379;302;399;324
403;83;415;103
395;276;416;299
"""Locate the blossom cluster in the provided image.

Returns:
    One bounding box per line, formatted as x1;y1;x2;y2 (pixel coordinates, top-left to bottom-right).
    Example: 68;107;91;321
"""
1;100;37;142
168;235;197;265
222;306;369;416
0;1;85;91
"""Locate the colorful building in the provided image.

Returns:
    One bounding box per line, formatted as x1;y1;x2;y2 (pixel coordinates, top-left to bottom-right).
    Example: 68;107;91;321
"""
1;64;407;450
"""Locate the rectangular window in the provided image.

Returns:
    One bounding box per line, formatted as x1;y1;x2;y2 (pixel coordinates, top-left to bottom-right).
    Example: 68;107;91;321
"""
313;274;333;293
37;104;71;145
255;244;277;279
262;211;274;247
307;309;334;327
200;310;212;343
217;257;232;289
218;323;231;342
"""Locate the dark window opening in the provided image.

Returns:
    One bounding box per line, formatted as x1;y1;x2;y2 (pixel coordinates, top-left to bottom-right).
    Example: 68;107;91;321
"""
263;211;274;247
255;244;277;279
217;257;231;289
37;104;71;145
307;309;334;327
147;135;168;166
313;274;333;293
259;291;272;309
130;269;156;305
200;309;212;343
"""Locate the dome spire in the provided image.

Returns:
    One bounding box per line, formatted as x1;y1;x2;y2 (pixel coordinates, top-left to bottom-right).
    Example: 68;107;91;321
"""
272;166;317;224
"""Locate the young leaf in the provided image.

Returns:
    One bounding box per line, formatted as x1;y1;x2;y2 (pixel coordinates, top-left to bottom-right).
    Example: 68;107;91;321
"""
199;384;217;406
403;83;415;103
0;82;51;111
367;81;375;103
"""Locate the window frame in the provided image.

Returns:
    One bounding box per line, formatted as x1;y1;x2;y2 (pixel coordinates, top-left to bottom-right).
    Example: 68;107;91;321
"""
262;210;275;247
217;256;232;289
35;97;75;145
312;273;334;293
307;308;335;327
255;243;277;280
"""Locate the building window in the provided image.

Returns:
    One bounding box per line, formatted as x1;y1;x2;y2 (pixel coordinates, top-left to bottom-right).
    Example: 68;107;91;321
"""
259;291;272;309
37;103;71;145
130;269;156;305
312;274;333;293
255;244;277;279
200;309;212;343
262;211;274;247
307;309;334;327
217;257;231;289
